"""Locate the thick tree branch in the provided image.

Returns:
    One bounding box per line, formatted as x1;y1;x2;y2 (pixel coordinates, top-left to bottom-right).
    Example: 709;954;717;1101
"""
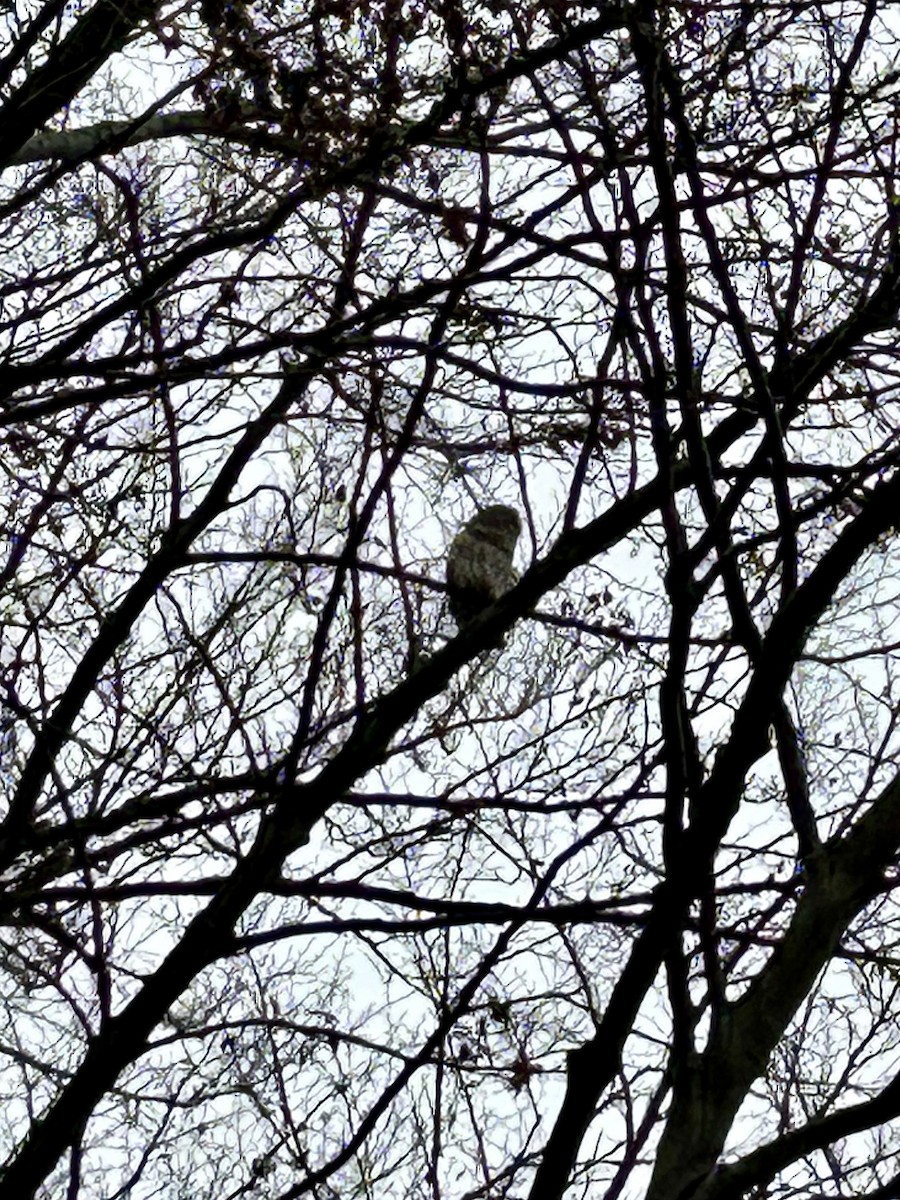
0;0;159;164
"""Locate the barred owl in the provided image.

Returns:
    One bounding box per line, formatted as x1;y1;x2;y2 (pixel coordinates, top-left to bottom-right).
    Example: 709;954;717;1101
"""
446;505;521;628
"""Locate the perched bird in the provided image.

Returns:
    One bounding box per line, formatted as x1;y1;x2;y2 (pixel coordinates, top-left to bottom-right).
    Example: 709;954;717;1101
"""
446;506;521;627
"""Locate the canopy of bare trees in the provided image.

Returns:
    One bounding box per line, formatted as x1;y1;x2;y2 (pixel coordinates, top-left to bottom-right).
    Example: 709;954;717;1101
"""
2;1;900;1197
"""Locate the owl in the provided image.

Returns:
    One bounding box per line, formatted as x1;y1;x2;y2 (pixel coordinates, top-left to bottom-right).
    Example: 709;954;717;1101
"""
446;505;521;628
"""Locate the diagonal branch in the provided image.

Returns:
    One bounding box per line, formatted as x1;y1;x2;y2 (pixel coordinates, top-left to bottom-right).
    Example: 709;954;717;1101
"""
0;0;159;164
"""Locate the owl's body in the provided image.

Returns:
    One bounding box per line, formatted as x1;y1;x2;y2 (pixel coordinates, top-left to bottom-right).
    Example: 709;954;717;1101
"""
446;506;521;627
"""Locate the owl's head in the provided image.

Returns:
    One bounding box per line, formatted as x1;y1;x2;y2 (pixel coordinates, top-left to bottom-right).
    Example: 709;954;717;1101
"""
465;505;521;553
